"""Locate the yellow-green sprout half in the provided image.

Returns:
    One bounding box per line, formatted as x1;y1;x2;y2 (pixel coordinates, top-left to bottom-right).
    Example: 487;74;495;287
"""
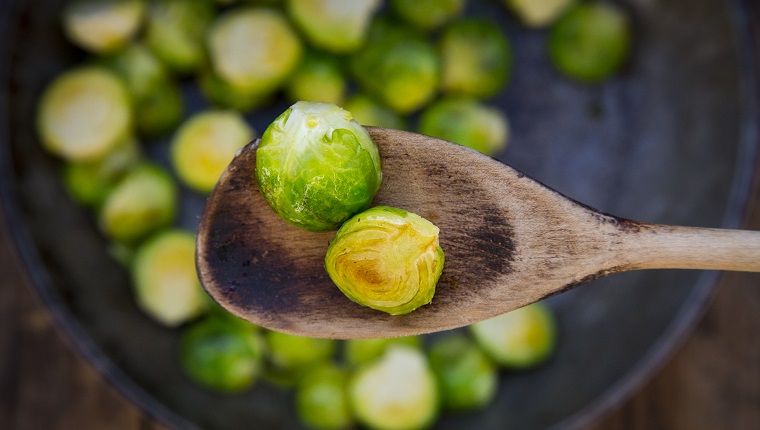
62;0;145;54
419;98;510;156
325;206;444;316
286;0;381;54
296;364;353;430
285;51;346;106
505;0;577;28
342;94;407;130
256;102;382;232
390;0;465;31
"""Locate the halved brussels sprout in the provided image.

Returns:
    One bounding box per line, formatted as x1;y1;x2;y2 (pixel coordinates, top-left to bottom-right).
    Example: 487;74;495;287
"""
342;94;406;130
344;336;421;368
256;101;382;232
132;230;208;326
440;19;512;99
180;315;264;392
548;2;631;82
505;0;576;28
62;0;145;54
349;345;439;430
428;333;498;411
170;110;254;193
37;66;132;162
198;68;270;112
390;0;465;31
469;302;557;369
286;0;381;53
419;98;510;156
285;51;346;105
265;331;336;386
325;206;444;315
296;364;353;430
99;162;177;242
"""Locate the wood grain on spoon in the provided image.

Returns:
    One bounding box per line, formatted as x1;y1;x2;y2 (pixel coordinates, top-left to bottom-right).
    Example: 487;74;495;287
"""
196;127;760;339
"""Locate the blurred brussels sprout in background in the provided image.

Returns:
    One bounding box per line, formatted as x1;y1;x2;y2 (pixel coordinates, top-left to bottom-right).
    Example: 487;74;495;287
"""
198;68;270;112
440;19;512;99
133;79;184;136
296;364;353;430
505;0;576;28
99;162;177;242
390;0;465;31
469;302;557;369
170;110;254;193
548;2;631;82
350;20;440;114
132;229;208;326
265;331;336;386
342;94;406;130
37;66;132;162
286;0;380;53
285;51;346;105
428;333;498;412
325;206;444;315
62;0;145;54
255;101;382;232
350;345;439;430
144;0;216;74
419;98;510;156
344;336;421;368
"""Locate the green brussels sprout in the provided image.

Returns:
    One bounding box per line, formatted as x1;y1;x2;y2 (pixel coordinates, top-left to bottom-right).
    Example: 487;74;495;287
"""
286;0;381;54
344;336;421;368
285;51;346;105
325;206;444;316
505;0;576;28
132;230;208;326
350;20;440;114
296;364;353;430
342;94;406;130
99;162;177;242
419;98;510;156
37;66;132;162
170;110;254;193
440;19;512;99
144;0;216;74
133;79;184;137
207;8;302;97
428;333;498;411
469;302;557;369
198;68;270;112
390;0;465;31
62;0;145;54
255;101;382;232
349;345;439;430
180;316;265;392
548;2;631;82
265;331;336;386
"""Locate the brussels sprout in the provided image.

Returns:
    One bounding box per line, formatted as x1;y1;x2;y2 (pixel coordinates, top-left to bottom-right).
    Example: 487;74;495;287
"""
296;364;353;430
62;0;145;54
198;68;270;112
505;0;576;28
207;8;302;97
390;0;465;31
134;79;184;137
325;206;444;316
37;66;132;162
99;162;177;242
132;230;208;326
419;98;510;156
170;110;254;193
469;302;557;369
255;101;382;232
548;2;631;82
350;20;440;114
181;315;264;392
349;345;439;430
265;331;336;386
342;94;406;130
344;336;421;368
428;333;498;411
285;51;346;105
144;0;216;74
286;0;381;54
440;19;512;99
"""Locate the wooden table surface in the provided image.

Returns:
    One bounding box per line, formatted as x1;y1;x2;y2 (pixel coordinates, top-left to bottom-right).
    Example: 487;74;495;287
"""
1;186;759;430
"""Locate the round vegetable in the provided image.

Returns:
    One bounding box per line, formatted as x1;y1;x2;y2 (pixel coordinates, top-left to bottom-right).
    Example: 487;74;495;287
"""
285;51;346;105
170;110;254;193
286;0;381;53
134;79;184;137
505;0;576;28
548;2;632;82
349;345;439;430
440;19;512;99
265;331;336;386
198;68;270;112
296;364;353;430
419;98;510;156
342;94;406;130
325;206;444;316
469;302;557;369
181;316;264;392
390;0;465;31
62;0;145;54
255;101;382;232
344;336;421;368
132;230;207;326
37;67;132;162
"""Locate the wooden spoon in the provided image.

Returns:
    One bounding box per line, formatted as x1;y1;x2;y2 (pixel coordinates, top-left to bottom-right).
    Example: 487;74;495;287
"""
196;127;760;339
